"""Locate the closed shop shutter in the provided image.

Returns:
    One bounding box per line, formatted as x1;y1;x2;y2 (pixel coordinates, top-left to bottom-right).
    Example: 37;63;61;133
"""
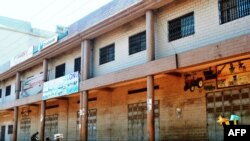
128;100;160;141
76;109;97;141
207;87;250;141
45;114;59;140
19;118;31;141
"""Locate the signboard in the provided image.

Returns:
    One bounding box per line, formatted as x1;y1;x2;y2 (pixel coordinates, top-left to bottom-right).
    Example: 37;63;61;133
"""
217;59;250;88
33;35;58;54
10;46;33;67
42;72;79;100
20;73;44;98
56;25;68;40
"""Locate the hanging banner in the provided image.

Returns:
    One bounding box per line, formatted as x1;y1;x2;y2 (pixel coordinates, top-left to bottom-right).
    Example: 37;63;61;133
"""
33;35;58;54
20;73;44;98
10;46;33;67
42;72;79;100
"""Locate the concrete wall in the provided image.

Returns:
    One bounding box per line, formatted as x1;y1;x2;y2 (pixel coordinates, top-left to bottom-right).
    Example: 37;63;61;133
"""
17;105;40;141
0;76;16;104
155;0;250;58
93;17;146;76
48;46;81;80
91;0;250;76
77;75;207;140
0;74;208;140
21;64;43;80
0;113;14;141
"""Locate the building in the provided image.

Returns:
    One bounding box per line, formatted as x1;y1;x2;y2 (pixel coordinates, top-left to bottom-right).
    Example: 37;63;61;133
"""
0;0;250;140
0;16;54;73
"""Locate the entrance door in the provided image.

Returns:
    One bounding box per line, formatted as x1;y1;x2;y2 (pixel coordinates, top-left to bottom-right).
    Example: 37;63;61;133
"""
128;100;160;141
206;87;250;141
19;118;31;141
0;126;5;141
45;114;59;140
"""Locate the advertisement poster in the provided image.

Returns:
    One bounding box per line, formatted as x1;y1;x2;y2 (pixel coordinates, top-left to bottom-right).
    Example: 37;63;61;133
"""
20;73;44;98
42;72;79;100
10;46;33;67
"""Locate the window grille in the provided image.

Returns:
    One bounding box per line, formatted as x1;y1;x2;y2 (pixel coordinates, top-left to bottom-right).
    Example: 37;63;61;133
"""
168;12;194;41
129;31;146;55
219;0;250;24
99;44;115;65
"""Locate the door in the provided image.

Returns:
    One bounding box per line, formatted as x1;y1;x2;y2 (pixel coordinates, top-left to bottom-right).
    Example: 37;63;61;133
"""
207;87;250;141
0;126;5;141
19;118;31;141
128;100;160;141
45;114;59;140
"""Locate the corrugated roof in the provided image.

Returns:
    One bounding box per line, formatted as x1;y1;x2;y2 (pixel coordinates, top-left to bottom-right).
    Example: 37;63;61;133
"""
68;0;141;35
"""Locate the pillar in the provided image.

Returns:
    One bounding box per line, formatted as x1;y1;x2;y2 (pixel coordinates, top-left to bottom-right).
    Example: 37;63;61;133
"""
80;40;91;141
13;71;21;141
40;100;46;141
146;10;155;141
15;72;21;99
40;59;48;141
13;107;18;141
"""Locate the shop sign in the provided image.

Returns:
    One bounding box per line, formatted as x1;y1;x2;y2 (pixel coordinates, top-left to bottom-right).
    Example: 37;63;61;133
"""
20;73;44;98
33;35;58;54
42;72;79;100
10;46;33;67
217;59;250;88
56;25;68;40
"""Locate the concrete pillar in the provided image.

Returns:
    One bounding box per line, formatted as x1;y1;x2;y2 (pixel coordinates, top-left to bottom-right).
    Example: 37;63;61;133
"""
80;40;91;141
13;107;18;141
13;71;20;141
15;72;21;99
40;59;48;141
146;10;155;62
80;91;88;141
40;100;46;141
43;59;48;82
81;40;91;80
147;75;155;141
146;10;155;141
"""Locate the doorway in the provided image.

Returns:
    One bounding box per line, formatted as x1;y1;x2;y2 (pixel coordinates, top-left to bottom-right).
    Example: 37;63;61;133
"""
0;126;5;141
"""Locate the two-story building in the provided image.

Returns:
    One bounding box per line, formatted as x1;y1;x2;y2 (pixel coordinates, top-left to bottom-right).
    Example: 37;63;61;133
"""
1;0;250;141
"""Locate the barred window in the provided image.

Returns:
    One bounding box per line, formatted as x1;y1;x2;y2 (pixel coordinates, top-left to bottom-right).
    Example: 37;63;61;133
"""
5;85;11;96
129;31;146;55
55;63;65;78
74;57;81;73
8;125;13;134
99;44;115;65
168;12;194;41
219;0;250;24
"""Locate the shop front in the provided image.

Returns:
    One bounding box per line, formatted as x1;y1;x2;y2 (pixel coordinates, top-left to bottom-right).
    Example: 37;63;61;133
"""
204;59;250;141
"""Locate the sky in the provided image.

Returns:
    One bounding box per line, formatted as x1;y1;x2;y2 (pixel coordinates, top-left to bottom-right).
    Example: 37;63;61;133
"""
0;0;113;32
